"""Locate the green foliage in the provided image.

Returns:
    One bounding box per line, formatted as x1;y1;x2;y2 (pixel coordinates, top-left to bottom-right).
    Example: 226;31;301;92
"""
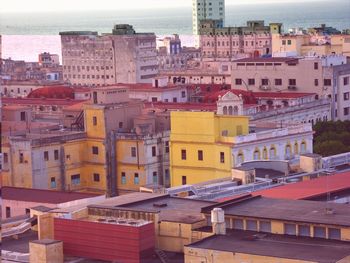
313;120;350;157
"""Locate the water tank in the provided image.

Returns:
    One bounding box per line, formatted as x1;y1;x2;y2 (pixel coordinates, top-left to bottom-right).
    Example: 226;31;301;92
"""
211;208;225;224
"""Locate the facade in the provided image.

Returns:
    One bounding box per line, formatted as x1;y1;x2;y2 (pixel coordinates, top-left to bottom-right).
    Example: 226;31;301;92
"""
60;25;158;86
231;56;350;120
199;20;280;59
192;0;225;36
170;111;313;186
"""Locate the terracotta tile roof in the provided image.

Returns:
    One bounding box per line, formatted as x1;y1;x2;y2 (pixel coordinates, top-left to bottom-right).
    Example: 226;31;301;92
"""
27;86;74;99
253;92;316;99
2;187;99;204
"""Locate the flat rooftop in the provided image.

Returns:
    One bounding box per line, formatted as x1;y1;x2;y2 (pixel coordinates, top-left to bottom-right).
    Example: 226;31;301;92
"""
202;196;350;227
90;193;215;224
2;187;99;204
186;229;350;262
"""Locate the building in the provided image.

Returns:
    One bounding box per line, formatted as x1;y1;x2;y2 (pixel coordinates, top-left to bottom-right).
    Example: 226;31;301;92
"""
60;24;158;86
200;20;280;59
38;52;60;68
192;0;225;46
231;56;350;120
1;186;102;219
170;111;313;187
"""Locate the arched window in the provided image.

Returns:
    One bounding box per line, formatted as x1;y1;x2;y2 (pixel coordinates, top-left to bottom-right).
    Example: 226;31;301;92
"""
223;106;228;115
237;153;244;165
269;146;276;159
233;106;239;115
285;144;292;159
262;148;268;160
253;149;260;160
301;141;307;153
294;142;299;155
228;106;233;115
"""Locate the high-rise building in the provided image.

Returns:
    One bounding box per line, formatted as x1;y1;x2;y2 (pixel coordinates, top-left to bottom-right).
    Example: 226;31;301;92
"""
192;0;225;35
60;25;158;86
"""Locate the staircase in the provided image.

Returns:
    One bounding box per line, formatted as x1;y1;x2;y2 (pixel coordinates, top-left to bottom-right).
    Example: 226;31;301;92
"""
155;249;168;263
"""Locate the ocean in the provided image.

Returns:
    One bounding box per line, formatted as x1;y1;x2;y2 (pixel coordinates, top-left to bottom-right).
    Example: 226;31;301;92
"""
1;0;349;61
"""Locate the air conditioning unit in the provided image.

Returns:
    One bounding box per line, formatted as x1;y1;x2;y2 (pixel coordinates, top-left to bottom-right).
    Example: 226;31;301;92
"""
260;86;270;90
288;86;297;90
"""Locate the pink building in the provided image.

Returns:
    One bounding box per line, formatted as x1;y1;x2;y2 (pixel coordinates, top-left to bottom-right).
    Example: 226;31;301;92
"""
199;20;282;59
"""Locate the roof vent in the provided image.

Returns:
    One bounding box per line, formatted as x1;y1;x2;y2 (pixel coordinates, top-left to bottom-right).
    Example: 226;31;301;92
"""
153;203;167;208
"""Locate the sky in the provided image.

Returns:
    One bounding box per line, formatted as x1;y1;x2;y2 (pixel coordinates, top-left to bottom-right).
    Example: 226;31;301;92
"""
1;0;325;13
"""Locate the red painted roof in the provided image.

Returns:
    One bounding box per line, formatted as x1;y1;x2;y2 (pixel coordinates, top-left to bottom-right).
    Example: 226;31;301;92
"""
2;97;86;106
28;86;74;99
2;187;99;204
252;171;350;200
253;92;316;99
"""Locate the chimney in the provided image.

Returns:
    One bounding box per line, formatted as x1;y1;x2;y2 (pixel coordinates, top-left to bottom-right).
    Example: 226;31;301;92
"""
211;208;226;235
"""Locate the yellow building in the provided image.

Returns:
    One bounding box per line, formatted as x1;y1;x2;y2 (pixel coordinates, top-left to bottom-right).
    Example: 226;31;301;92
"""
170;111;249;187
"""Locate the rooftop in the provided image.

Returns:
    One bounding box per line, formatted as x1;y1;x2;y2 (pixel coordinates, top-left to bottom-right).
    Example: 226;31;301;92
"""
2;187;99;204
186;229;350;262
233;57;300;63
144;102;217;111
202;195;350;227
2;97;86;106
253;171;350;200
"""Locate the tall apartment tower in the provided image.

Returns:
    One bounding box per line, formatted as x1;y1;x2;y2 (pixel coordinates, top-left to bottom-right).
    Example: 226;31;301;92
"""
192;0;225;45
60;25;158;86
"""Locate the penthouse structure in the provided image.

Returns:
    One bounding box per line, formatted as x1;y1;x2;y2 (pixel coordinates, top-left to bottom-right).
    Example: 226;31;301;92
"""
60;24;158;86
199;20;282;59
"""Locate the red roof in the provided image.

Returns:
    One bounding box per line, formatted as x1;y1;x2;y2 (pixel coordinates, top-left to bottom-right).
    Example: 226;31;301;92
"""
2;97;86;106
28;86;74;99
253;92;316;99
203;89;258;104
252;171;350;200
1;187;99;204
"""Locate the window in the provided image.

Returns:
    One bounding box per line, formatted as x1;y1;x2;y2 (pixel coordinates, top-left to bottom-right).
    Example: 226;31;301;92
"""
152;146;157;157
93;116;97;126
121;172;126;184
131;147;137;157
71;174;81;185
165;141;169;153
151;97;158;102
314;226;326;238
181;149;187;160
314;62;319;70
220;152;225;163
54;150;59;160
248;79;255;85
328;228;341;240
314;79;319;86
274;79;282;86
344;107;349;116
181;91;186;98
182;176;187;185
6;207;11;218
343;92;349;101
284;223;296;235
324;79;331;86
50;177;56;188
298;225;310;237
173;97;177;102
44;151;49;161
20;111;26;121
287;40;292;45
93;173;100;182
235;78;242;85
259;221;271;233
152;171;158;184
282;40;286;45
3;153;8;163
261;79;269;86
344;76;349;85
119;122;123;129
92;146;99;155
246;220;258;231
234;219;244;229
198;150;203;161
134;173;139;185
289;79;296;86
25;208;30;215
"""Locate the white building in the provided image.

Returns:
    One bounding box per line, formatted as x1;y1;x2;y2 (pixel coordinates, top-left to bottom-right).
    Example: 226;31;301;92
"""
192;0;225;46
